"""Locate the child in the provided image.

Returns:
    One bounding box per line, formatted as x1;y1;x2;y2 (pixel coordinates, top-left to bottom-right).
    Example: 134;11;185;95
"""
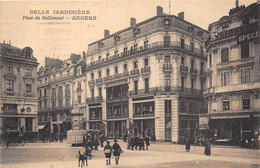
104;141;112;165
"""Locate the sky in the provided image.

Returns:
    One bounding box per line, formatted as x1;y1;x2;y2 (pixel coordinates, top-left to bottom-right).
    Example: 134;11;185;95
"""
0;0;257;67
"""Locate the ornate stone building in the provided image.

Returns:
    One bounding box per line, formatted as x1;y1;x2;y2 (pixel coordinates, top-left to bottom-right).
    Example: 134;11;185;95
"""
85;7;209;143
202;2;260;145
37;53;86;138
0;42;39;138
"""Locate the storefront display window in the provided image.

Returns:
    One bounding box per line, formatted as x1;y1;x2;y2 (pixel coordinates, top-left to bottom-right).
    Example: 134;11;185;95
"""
133;102;154;117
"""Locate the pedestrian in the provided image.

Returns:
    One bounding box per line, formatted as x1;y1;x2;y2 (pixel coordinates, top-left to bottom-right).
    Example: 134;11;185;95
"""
130;135;135;150
100;134;105;148
59;132;63;143
82;134;88;149
144;135;150;150
94;134;100;150
86;139;93;159
112;139;123;165
104;141;112;165
204;138;211;156
139;135;145;150
134;134;139;150
185;137;190;152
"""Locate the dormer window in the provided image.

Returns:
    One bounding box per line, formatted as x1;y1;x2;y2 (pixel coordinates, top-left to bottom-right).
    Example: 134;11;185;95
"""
7;66;13;75
25;50;31;58
77;67;81;75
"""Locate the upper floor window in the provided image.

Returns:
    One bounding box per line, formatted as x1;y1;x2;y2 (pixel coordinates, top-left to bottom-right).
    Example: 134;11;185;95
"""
241;43;249;59
242;97;250;110
98;56;102;62
78;95;81;104
77;83;81;90
114;50;118;56
123;47;127;54
124;64;128;72
200;46;203;54
25;69;32;77
106;69;110;76
144;59;148;67
190;42;194;51
134;61;138;69
25;50;30;58
221;48;229;63
91;72;94;79
6;80;14;92
201;79;205;90
39;90;42;97
181;77;185;90
45;78;48;83
115;66;118;74
181;38;185;49
164;36;170;47
7;66;13;75
44;88;47;96
223;100;230;111
200;62;204;71
165;56;170;63
181;57;185;65
91;89;94;98
191;79;195;89
221;72;230;86
26;84;31;93
134;81;138;93
99;88;102;97
209;53;212;67
209;75;212;88
144;41;148;50
191;59;195;69
77;67;81;75
145;78;149;93
106;53;110;59
241;68;250;84
98;71;102;78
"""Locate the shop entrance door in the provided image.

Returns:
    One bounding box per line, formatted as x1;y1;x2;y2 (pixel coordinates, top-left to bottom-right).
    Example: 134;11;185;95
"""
165;100;172;140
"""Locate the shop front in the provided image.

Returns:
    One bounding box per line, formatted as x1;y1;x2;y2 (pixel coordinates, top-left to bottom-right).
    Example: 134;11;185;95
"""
107;120;126;138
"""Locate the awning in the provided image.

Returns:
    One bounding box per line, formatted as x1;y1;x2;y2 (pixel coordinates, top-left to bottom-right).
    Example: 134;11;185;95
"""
211;115;250;120
38;125;46;129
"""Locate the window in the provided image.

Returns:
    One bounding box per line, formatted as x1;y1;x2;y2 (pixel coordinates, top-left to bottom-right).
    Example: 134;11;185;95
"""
99;88;102;97
98;71;102;78
209;53;212;66
77;83;81;90
44;88;47;96
241;43;249;59
181;57;185;65
25;50;30;58
209;75;212;88
221;48;229;63
191;59;195;69
221;72;230;86
7;66;13;75
241;68;250;84
98;56;101;62
134;61;138;69
181;77;185;90
106;53;110;59
145;78;149;93
200;46;203;54
39;90;42;97
144;59;148;67
44;99;47;108
144;41;148;50
25;69;32;77
165;76;171;91
181;38;185;49
242;98;250;110
52;100;56;107
26;84;31;93
191;79;195;89
134;81;138;94
91;72;94;79
106;69;110;76
123;47;127;55
200;62;204;71
190;42;194;51
201;79;205;90
164;36;170;46
45;78;47;83
115;66;118;74
165;56;170;63
91;89;94;99
223;100;230;111
124;64;127;72
59;99;62;106
78;95;81;104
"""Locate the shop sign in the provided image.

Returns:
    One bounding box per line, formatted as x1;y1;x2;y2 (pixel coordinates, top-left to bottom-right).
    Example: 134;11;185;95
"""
199;117;209;129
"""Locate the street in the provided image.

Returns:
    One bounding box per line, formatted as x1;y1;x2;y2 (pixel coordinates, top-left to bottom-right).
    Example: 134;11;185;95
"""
0;140;259;168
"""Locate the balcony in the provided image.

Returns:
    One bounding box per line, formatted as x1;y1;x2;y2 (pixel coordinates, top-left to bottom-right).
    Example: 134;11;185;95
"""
190;68;198;76
103;71;129;82
141;66;150;74
180;65;188;73
96;78;103;84
88;80;95;86
89;116;102;120
87;41;206;69
163;63;172;73
86;96;103;104
130;69;139;76
130;86;202;98
107;114;128;119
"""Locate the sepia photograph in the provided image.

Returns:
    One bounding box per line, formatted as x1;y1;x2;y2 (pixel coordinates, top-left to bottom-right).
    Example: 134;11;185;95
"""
0;0;259;167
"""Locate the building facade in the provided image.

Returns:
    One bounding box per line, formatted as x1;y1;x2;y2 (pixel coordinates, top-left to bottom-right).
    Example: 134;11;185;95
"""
0;42;39;138
202;2;260;145
85;7;209;143
37;54;86;139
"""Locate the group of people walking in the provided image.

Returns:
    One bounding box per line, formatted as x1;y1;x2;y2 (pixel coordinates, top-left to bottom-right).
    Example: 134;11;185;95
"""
127;133;150;150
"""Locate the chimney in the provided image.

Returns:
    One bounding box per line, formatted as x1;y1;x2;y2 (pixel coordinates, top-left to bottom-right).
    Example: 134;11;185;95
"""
104;29;110;38
130;17;136;27
157;6;163;16
83;51;86;60
3;41;5;44
178;12;184;20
